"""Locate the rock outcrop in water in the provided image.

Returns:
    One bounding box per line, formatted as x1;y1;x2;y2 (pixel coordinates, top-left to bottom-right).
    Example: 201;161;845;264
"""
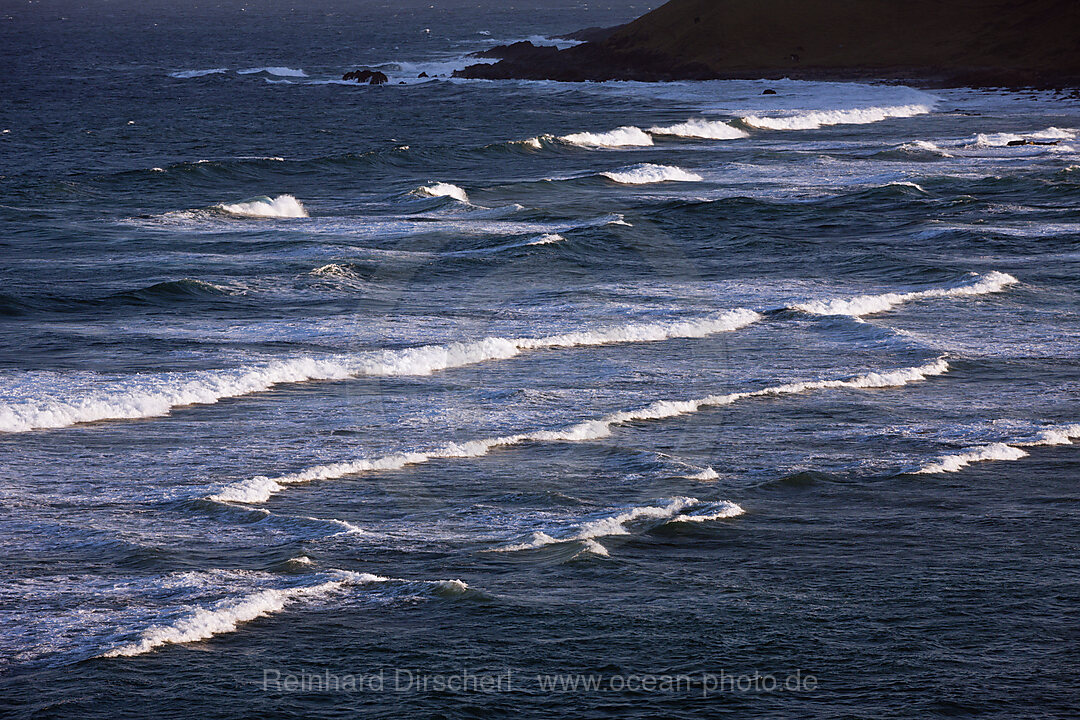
455;0;1080;87
343;69;389;85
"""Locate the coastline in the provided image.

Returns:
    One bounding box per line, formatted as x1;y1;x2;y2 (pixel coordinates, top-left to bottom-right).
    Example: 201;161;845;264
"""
455;0;1080;90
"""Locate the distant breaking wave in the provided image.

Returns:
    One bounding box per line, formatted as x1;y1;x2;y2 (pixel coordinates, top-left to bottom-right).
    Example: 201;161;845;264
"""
99;571;470;658
213;357;949;503
741;104;934;130
237;66;308;77
915;423;1080;474
0;310;760;433
216;194;308;218
1;271;1020;433
648;118;748;140
600;163;703;184
491;497;744;556
413;182;469;203
560;126;654;148
791;271;1017;317
972;127;1076;148
168;68;227;79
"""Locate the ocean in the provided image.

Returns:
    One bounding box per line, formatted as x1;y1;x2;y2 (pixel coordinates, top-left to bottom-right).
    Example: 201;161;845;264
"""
1;1;1078;717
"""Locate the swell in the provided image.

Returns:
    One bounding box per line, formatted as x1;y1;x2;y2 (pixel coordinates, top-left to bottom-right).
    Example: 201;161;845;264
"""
210;357;950;503
0;309;760;433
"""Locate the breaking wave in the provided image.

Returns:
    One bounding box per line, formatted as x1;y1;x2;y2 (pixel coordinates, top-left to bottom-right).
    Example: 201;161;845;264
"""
413;182;469;203
237;66;308;77
216;194;308;218
0;309;760;433
972;127;1075;148
648;118;748;140
98;570;470;658
915;423;1080;474
491;497;742;555
168;68;227;79
792;271;1017;317
741;104;933;131
213;358;949;503
600;163;703;184
560;126;654;148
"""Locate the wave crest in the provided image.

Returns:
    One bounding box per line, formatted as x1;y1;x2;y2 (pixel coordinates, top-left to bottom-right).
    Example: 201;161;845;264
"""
217;195;308;218
600;163;703;184
742;104;933;131
560;126;653;148
214;357;949;503
413;182;469;203
0;309;760;434
648;118;748;140
792;271;1017;317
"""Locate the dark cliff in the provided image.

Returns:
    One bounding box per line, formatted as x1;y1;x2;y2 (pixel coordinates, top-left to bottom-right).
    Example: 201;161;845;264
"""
456;0;1080;87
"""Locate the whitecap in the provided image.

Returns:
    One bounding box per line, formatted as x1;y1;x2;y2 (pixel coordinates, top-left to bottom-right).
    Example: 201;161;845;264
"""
915;423;1080;474
413;182;469;203
600;163;703;184
648;118;748;140
237;66;308;77
560;126;653;148
168;68;227;79
792;271;1017;317
217;194;308;219
215;357;949;503
0;309;761;434
742;104;933;130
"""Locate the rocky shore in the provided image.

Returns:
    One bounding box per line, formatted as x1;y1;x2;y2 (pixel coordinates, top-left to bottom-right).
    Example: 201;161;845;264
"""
455;0;1080;88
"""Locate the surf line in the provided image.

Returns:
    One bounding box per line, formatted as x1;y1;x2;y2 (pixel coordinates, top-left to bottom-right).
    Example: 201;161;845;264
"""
210;357;951;504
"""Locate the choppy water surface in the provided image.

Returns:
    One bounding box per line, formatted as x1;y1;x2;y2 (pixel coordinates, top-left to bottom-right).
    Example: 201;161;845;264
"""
1;1;1078;717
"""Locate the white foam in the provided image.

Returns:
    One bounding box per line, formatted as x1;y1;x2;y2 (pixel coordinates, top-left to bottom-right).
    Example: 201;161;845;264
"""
526;233;564;246
238;66;308;77
217;194;308;218
793;271;1017;317
915;423;1079;474
685;467;720;481
648;118;749;140
0;309;760;434
560;126;654;148
742;104;933;130
973;127;1076;148
579;539;610;556
916;443;1030;474
217;358;948;503
414;182;469;203
669;500;745;523
887;181;927;192
1030;423;1080;446
101;571;386;657
894;140;953;157
310;263;360;279
495;497;716;553
169;68;227;79
600;164;703;185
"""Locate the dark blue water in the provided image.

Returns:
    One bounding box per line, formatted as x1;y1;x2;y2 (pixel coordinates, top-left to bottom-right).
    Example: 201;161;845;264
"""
2;2;1079;717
